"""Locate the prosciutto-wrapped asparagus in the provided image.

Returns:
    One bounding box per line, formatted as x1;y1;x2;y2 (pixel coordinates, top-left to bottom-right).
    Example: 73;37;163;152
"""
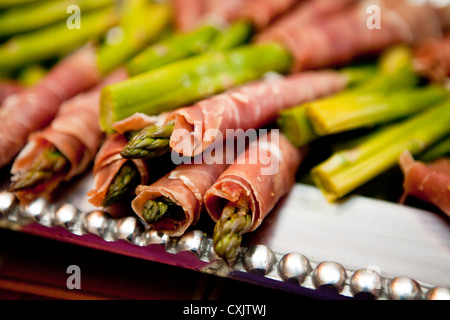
0;45;102;169
87;112;171;209
132;161;229;237
204;131;306;260
123;70;348;159
10;69;128;204
258;0;444;71
87;133;149;210
399;151;450;217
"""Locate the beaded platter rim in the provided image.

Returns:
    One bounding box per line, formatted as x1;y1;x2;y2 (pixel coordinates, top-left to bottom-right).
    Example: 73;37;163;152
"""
0;189;449;301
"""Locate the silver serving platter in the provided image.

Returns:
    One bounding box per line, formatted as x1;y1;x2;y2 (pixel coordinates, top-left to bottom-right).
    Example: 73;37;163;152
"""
0;170;449;300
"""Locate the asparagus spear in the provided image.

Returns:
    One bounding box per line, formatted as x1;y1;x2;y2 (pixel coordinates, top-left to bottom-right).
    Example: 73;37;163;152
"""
311;99;450;202
306;85;448;135
420;136;450;161
126;24;220;76
126;20;253;76
121;122;174;159
213;202;252;262
101;161;141;208
100;43;292;133
97;1;172;75
141;197;185;225
10;145;69;192
0;6;121;72
207;20;253;52
0;0;114;37
0;0;40;9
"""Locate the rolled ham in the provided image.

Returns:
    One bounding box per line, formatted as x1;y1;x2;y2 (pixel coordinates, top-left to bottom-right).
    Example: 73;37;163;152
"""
10;69;128;204
399;151;450;217
0;81;24;104
258;0;444;71
87;133;150;209
169;70;348;157
413;34;450;83
132;160;229;237
0;45;101;168
256;0;358;42
173;0;301;31
204;131;306;232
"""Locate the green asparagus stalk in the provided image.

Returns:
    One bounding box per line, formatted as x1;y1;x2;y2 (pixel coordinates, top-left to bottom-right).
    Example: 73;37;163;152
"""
97;1;172;75
207;20;253;51
306;85;448;136
0;6;120;72
0;0;40;10
213;203;252;262
101;161;141;208
311;99;450;202
419;136;450;161
121;122;174;159
100;43;292;133
277;106;318;148
10;145;69;192
126;24;220;76
141;197;185;225
17;64;47;86
0;0;114;37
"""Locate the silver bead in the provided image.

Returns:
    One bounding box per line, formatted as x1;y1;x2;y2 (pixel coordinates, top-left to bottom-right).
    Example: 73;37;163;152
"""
277;253;312;284
23;198;52;226
389;277;422;300
54;203;82;234
243;245;276;275
176;230;206;257
350;269;383;298
81;210;113;240
142;228;169;246
114;216;143;244
312;261;347;292
0;191;17;218
426;287;450;300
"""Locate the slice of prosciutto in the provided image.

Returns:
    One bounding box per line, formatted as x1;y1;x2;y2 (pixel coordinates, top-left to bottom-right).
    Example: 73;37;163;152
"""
132;160;229;237
87;133;150;209
204;131;306;232
0;45;101;168
169;70;348;157
0;81;24;104
258;0;444;71
173;0;301;31
413;34;450;83
11;69;128;204
399;151;450;217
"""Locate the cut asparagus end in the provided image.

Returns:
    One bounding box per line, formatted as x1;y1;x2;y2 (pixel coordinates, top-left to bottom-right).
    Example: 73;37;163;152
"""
101;161;140;207
213;203;252;262
10;146;69;192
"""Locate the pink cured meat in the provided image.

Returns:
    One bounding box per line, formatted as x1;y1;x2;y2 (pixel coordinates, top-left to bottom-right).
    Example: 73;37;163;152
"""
204;131;306;232
132;161;229;237
0;45;101;168
173;0;208;31
169;71;348;157
239;0;301;30
258;0;444;71
256;0;358;42
0;81;24;104
413;34;450;82
11;69;128;188
87;133;149;209
399;152;450;217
